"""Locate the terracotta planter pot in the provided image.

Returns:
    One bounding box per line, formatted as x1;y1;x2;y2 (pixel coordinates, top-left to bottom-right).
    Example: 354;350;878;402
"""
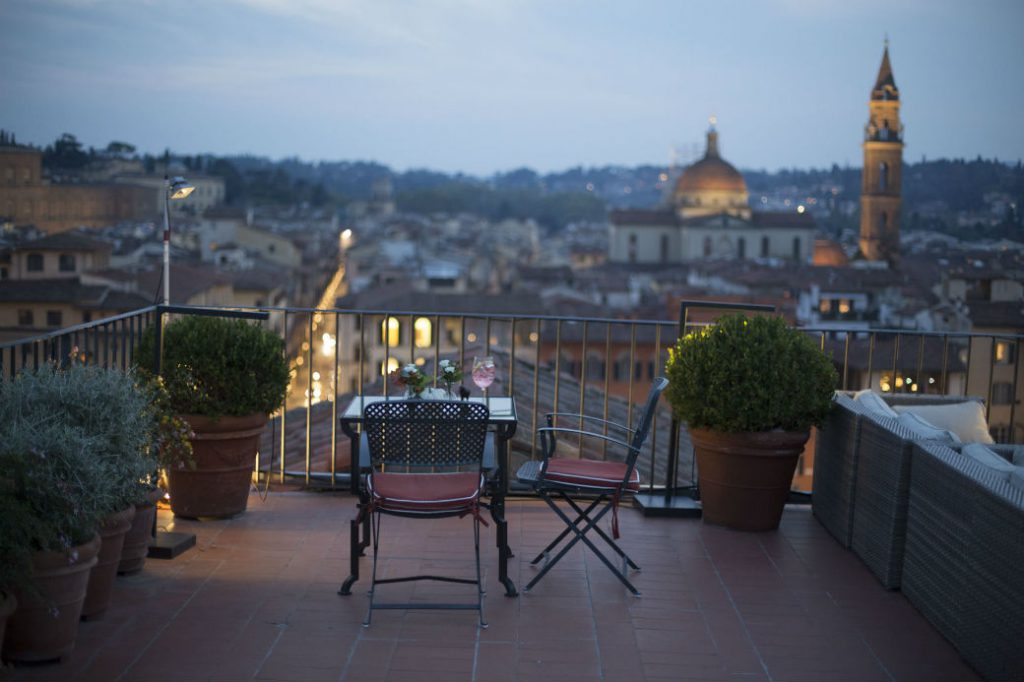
169;413;267;519
3;534;100;663
0;591;16;658
691;427;810;531
118;487;164;575
81;507;136;620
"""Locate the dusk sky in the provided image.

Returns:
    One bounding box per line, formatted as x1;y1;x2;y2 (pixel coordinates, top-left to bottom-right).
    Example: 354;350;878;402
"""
1;0;1022;176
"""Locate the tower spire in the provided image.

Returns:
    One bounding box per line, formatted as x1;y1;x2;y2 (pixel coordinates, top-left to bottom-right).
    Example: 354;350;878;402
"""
872;40;898;98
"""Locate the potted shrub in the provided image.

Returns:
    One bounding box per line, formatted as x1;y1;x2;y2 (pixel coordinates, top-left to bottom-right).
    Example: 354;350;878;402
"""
665;314;837;531
0;363;163;633
0;368;112;662
0;488;38;659
119;379;192;575
136;315;290;518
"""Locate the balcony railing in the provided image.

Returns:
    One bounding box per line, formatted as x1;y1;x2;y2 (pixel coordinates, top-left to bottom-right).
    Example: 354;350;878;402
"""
2;303;1021;494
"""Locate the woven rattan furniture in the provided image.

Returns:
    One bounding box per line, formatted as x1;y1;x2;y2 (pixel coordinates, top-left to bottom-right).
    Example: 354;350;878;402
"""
516;378;668;596
903;441;1024;681
849;394;985;589
359;399;491;627
811;392;864;547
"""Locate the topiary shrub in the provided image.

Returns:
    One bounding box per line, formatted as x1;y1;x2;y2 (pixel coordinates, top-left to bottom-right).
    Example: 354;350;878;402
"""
664;314;837;433
136;315;291;419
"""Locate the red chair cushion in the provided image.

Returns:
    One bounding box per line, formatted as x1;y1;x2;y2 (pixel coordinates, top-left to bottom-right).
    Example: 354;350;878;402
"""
543;459;640;492
368;471;483;513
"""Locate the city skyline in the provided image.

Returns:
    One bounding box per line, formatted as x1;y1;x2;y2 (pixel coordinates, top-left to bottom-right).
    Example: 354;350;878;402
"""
1;0;1023;176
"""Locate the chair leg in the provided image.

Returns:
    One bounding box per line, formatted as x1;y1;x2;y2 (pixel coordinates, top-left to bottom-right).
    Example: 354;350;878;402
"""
525;491;641;596
529;496;603;564
474;514;487;629
363;511;382;627
563;495;641;571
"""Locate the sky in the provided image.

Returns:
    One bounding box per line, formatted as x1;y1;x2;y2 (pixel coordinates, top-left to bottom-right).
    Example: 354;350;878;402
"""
1;0;1023;176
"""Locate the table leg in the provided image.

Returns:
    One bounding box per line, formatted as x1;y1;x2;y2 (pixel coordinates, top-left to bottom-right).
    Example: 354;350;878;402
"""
494;424;518;597
339;422;365;596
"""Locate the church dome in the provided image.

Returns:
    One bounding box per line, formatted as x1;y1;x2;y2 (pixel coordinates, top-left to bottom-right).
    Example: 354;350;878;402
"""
675;155;747;194
673;124;750;217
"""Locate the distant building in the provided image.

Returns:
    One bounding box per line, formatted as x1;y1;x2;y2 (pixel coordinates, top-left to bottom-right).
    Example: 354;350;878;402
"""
608;123;816;264
115;173;226;216
859;43;904;264
0;146;155;233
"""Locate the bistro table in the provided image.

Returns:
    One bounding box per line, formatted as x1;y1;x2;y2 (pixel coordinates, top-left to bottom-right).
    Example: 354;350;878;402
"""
337;395;519;597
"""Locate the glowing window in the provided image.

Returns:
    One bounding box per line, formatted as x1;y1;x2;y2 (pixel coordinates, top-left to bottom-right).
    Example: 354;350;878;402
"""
381;317;400;347
414;317;432;348
381;357;399;376
838;300;851;314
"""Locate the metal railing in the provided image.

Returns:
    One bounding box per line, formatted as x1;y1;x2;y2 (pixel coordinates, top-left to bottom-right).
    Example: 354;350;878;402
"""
3;303;1021;496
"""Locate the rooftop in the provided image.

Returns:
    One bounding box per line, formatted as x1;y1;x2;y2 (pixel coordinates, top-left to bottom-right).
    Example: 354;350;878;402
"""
2;492;976;682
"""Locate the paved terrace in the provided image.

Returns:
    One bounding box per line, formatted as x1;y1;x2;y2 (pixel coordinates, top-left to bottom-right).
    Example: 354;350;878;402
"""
4;492;978;682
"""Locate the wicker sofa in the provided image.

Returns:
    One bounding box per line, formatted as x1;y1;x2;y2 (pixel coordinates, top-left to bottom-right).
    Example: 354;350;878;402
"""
902;441;1024;682
811;392;864;547
813;392;986;589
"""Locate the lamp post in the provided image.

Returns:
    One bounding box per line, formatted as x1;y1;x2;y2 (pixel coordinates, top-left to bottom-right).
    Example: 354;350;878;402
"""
162;176;195;305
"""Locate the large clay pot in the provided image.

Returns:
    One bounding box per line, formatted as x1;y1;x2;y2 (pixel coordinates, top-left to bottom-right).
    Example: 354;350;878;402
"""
118;488;164;575
3;534;100;663
691;428;810;531
168;413;267;519
0;591;16;657
81;506;136;620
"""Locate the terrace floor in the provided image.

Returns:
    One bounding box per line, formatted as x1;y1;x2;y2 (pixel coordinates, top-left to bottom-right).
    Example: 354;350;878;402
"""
2;491;979;682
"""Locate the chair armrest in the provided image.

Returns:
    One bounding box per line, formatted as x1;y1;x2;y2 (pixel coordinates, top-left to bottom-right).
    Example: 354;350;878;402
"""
536;426;638;457
544;413;636;435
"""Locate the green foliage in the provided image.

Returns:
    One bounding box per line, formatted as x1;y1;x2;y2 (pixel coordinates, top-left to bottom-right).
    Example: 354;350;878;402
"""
664;315;838;433
0;382;112;561
0;364;159;512
396;184;606;230
136;316;291;419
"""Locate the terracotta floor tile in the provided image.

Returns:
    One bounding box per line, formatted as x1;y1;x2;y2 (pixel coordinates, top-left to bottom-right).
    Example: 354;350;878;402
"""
0;494;985;682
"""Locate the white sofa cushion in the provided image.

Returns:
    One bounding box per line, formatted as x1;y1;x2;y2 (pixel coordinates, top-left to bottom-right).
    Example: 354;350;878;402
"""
853;390;899;419
891;401;994;444
961;443;1015;477
896;412;961;444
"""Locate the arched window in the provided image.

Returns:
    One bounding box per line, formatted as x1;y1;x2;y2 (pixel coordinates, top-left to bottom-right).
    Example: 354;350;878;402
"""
380;357;399;376
414;317;432;348
879;162;889;191
792;237;801;259
761;236;770;257
737;237;746;259
703;236;712;257
880;211;888;231
380;316;400;347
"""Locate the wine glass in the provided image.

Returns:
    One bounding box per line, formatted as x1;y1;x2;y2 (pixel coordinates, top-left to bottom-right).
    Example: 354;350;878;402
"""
472;356;496;400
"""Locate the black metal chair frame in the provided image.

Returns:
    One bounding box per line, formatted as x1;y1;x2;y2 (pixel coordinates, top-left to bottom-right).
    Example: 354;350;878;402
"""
517;377;668;596
361;399;491;627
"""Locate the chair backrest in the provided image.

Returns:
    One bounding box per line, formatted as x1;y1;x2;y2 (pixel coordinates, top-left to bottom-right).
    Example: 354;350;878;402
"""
363;399;490;471
626;377;669;470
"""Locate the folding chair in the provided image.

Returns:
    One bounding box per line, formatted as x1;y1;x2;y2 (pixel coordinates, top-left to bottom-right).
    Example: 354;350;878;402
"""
515;377;668;596
361;399;491;627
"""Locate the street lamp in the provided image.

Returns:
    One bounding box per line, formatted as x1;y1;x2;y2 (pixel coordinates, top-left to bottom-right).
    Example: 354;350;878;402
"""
162;176;195;305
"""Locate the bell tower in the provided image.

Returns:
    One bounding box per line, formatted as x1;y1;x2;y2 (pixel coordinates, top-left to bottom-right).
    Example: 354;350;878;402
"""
859;41;903;264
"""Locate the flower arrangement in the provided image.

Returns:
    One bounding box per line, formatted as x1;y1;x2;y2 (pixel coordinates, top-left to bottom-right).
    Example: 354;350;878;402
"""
391;363;430;396
437;359;463;394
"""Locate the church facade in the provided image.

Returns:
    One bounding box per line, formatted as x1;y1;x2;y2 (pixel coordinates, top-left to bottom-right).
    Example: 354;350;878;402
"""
608;124;816;265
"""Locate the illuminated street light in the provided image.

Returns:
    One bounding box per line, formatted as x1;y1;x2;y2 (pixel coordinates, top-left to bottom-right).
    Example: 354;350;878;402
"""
162;176;195;305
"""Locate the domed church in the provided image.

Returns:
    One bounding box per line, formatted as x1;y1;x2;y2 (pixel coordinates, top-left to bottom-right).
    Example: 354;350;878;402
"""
608;121;815;264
